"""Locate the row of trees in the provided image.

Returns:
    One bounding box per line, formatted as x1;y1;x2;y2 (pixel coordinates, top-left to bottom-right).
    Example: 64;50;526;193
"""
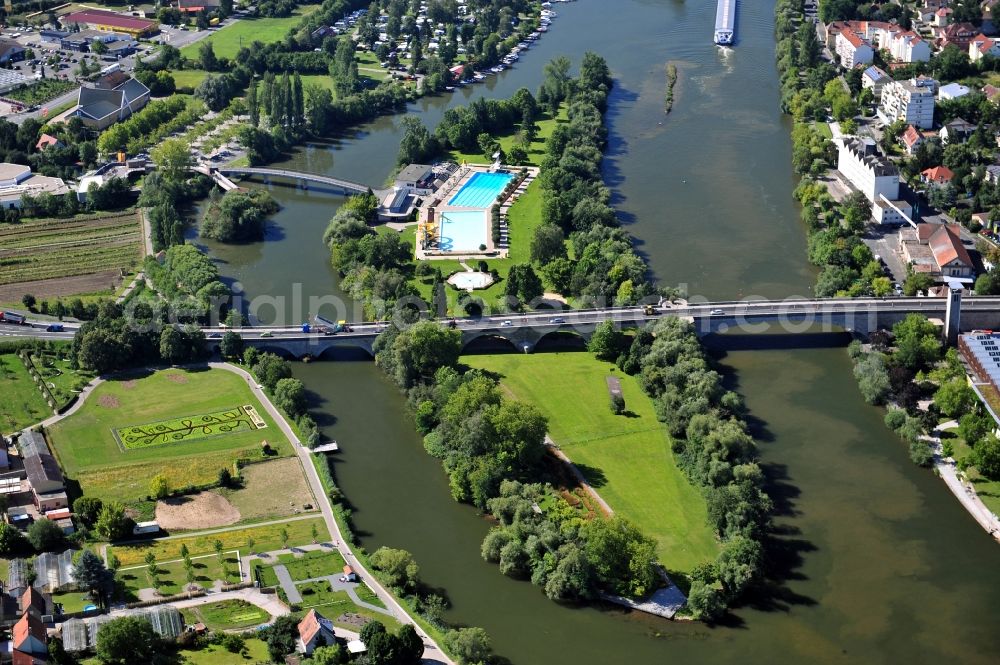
598;317;772;620
848;314;946;465
531;54;658;305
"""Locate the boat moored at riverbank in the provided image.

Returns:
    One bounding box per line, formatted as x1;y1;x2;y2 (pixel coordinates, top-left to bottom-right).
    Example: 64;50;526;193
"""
715;0;736;45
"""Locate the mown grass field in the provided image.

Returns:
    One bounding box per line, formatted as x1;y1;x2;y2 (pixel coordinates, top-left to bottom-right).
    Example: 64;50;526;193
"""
180;7;319;60
114;404;265;450
46;367;292;503
462;352;720;572
110;516;328;566
0;353;51;434
169;69;210;90
449;105;568;168
256;550;347;586
181;599;269;631
0;212;143;289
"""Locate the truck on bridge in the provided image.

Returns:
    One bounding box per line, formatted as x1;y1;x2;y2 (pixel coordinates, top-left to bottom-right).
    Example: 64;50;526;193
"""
0;311;26;325
314;315;350;334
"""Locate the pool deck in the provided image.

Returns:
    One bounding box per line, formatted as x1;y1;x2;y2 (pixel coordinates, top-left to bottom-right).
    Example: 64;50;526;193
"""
414;163;539;262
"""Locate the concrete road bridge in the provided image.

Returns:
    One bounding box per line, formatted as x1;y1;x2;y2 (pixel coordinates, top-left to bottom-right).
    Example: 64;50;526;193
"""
208;292;990;358
10;293;1000;358
214;166;376;196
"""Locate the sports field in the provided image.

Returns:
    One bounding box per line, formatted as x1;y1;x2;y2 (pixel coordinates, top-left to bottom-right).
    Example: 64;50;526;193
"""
180;7;319;60
463;351;720;572
46;367;292;503
114;405;266;450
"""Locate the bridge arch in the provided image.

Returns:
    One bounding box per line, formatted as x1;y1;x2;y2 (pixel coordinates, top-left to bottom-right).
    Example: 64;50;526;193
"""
461;333;522;354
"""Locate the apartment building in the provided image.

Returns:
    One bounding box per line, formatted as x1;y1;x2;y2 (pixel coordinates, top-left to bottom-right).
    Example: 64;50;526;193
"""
878;78;936;129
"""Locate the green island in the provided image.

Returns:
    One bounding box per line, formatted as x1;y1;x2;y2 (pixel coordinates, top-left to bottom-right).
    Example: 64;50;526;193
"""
463;351;719;572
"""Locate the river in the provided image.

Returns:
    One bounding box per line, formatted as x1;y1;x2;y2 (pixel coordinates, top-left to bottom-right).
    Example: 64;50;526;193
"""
199;0;1000;662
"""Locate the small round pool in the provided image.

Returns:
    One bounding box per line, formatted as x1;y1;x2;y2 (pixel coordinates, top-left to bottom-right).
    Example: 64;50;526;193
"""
448;271;494;290
84;604;97;612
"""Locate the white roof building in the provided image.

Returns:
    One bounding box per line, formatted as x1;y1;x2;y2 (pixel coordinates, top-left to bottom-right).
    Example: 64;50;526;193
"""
938;82;971;100
0;163;70;210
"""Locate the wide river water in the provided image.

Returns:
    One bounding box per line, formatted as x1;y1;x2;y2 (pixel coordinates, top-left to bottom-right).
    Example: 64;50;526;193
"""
197;0;1000;662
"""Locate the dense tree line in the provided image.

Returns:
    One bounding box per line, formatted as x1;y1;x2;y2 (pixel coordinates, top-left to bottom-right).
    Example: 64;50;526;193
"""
603;317;773;620
530;54;657;305
200;189;279;242
69;301;205;374
143;244;230;313
848;314;948;466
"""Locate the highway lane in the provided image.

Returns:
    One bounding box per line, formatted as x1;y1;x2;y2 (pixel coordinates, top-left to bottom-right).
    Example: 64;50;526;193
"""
6;295;1000;343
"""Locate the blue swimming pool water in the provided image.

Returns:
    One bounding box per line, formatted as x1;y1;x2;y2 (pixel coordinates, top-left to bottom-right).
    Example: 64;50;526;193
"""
438;210;487;252
448;172;515;208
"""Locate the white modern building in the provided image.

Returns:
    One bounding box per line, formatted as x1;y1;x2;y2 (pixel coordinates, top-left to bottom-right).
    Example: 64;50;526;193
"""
0;163;70;210
836;137;901;203
836;30;874;68
862;65;891;95
888;30;931;62
938;82;971;100
878;78;935;129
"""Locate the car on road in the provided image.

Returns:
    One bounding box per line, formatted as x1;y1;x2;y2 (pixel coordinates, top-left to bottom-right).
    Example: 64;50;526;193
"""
260;331;273;337
549;317;566;324
710;309;725;315
500;320;513;327
208;333;221;338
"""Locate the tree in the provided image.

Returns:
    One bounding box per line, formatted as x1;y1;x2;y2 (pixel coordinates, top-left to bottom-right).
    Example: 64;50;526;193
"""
149;473;171;500
253;353;291;392
588;320;625;361
159;326;188;365
21;294;36;311
892;314;942;370
973;434;1000;478
196;74;236;112
311;644;347;665
370;547;420;591
27;518;65;552
530;223;565;264
280;528;289;549
853;352;890;405
95;502;134;541
220;330;244;359
0;522;30;557
934;379;976;418
398;116;438;166
396;624;423;665
150;138;192;181
73;496;103;527
687;580;726;622
73;550;113;608
273;377;307;419
95;616;161;665
903;271;935;296
265;615;299;662
376;321;462;388
958;412;991;447
715;535;763;599
198;40;219;71
443;627;491;665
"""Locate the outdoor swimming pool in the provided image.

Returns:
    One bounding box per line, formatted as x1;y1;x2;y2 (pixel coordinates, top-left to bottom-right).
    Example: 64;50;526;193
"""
438;210;487;252
448;172;515;208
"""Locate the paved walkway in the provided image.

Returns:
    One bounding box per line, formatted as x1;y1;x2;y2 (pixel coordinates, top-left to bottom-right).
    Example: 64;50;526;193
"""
928;422;1000;541
297;573;393;616
273;565;302;603
217;363;453;664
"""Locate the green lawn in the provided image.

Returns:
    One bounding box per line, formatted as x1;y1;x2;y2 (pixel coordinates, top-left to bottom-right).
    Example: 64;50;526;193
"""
46;367;292;503
120;553;242;597
27;351;93;410
83;638;270;665
947;433;1000;517
180;8;319;60
110;517;329;566
271;549;347;582
180;599;269;631
462;352;720;572
295;580;400;630
169;69;210;90
0;353;51;435
450;106;568;168
52;590;93;613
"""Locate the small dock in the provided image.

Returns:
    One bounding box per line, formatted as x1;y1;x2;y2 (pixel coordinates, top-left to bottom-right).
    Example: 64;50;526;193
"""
309;442;340;454
601;583;687;619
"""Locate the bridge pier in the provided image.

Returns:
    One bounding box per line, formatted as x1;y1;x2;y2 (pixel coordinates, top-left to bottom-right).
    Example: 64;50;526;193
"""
945;286;962;347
